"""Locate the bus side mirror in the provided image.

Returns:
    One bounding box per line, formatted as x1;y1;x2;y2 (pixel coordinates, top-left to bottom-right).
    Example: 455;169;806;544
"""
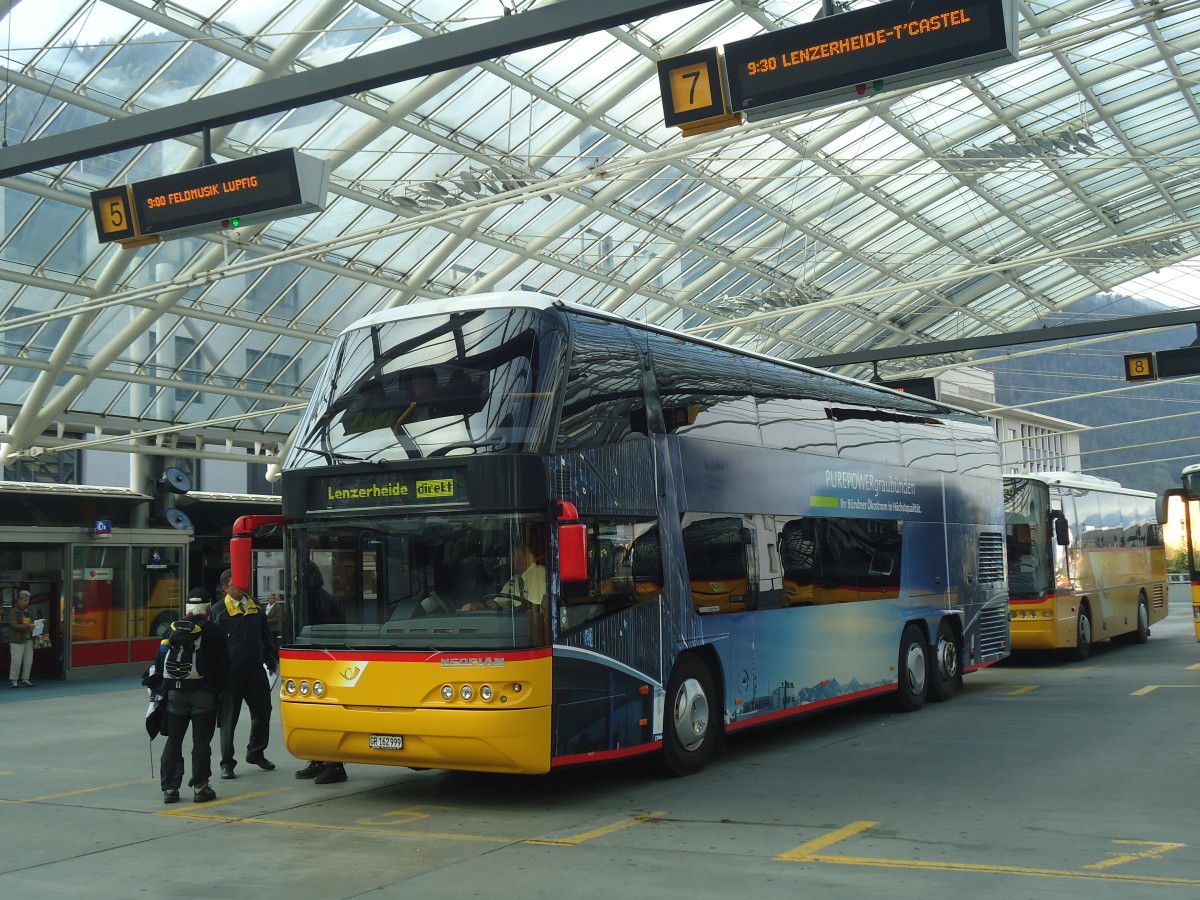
1054;515;1070;547
559;524;588;583
556;501;588;583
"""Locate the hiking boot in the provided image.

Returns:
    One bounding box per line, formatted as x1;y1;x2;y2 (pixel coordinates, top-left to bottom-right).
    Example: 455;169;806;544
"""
314;763;347;785
163;789;180;804
220;765;236;780
193;783;216;803
295;760;326;779
246;754;275;770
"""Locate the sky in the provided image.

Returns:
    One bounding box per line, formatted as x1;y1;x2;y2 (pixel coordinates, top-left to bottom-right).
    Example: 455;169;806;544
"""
1115;263;1200;309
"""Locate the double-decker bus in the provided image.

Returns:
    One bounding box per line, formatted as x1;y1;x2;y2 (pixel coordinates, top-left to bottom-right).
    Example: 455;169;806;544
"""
1174;464;1200;641
1004;472;1167;660
264;293;1009;776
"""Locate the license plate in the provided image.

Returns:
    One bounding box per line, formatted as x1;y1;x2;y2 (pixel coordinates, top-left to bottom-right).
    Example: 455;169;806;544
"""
369;734;404;750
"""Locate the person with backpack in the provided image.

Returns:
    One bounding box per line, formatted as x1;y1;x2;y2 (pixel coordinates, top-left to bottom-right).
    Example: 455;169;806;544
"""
210;568;278;780
158;587;228;804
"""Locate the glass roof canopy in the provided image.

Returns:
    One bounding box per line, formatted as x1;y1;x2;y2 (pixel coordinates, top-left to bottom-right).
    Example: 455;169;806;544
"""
0;0;1197;476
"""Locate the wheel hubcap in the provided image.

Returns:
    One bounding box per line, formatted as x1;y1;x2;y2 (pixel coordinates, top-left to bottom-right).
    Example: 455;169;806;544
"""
905;642;927;694
672;677;709;752
1079;614;1091;646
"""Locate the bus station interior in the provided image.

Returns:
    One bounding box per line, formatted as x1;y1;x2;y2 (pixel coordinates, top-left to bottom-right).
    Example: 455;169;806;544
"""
1;0;1199;682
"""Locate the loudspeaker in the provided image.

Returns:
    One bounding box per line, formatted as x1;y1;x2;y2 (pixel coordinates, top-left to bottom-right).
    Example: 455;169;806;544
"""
165;508;194;531
160;466;193;495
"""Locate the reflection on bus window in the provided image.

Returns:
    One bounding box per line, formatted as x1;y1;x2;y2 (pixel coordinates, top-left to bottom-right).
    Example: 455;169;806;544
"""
779;516;903;605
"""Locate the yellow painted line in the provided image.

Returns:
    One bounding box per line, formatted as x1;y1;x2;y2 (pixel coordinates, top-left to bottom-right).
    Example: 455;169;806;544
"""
157;788;287;816
1131;685;1200;696
789;852;1200;885
778;822;1200;886
1083;840;1185;871
10;780;149;802
1005;685;1039;696
526;811;667;846
777;821;876;860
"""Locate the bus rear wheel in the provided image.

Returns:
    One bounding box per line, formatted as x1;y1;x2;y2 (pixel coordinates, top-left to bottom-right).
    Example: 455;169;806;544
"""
927;618;960;703
1131;593;1150;644
660;653;717;777
893;623;929;712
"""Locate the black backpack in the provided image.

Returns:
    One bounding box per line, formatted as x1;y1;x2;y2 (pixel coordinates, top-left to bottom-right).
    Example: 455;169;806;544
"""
163;619;204;682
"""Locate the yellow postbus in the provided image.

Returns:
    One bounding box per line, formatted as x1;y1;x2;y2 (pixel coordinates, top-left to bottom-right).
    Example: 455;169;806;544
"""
1174;463;1200;641
1004;472;1168;660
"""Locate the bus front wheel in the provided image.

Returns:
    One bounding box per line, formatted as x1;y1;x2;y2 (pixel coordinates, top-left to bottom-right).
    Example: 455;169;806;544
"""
927;618;960;703
893;623;929;712
660;654;717;777
1067;603;1092;661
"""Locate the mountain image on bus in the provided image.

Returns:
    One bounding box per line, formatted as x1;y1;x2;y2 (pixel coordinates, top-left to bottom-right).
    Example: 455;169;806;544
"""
250;293;1010;776
1004;472;1168;660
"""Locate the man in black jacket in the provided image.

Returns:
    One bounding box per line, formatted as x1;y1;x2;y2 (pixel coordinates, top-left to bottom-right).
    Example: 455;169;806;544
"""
159;588;228;804
210;568;278;780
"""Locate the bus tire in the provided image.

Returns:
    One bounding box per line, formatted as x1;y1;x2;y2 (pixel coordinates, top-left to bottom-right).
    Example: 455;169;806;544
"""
660;653;717;777
893;623;929;712
1131;593;1150;644
927;618;960;703
1066;602;1092;661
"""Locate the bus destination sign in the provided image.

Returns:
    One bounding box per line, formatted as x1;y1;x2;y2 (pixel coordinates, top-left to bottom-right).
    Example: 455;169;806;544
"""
724;0;1017;119
312;471;466;512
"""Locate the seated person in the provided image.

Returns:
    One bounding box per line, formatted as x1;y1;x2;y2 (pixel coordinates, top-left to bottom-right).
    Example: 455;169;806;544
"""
343;382;399;434
461;539;545;611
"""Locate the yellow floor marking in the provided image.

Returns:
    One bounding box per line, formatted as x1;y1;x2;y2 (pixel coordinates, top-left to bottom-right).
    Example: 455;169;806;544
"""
157;788;286;815
164;794;662;845
777;821;876;860
1005;685;1039;696
14;780;148;802
526;811;666;846
1131;685;1200;696
356;804;459;827
1083;840;1185;871
777;822;1200;886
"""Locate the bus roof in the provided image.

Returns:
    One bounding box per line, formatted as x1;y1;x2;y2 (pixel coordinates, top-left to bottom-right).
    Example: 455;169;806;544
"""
341;293;982;421
1004;471;1156;498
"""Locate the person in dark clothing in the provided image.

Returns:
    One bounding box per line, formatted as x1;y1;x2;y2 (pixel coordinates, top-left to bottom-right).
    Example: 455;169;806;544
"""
210;568;278;780
159;588;228;804
295;564;349;785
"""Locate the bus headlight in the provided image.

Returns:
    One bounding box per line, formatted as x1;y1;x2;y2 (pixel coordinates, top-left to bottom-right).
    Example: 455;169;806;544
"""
480;685;493;701
442;684;455;701
299;680;311;696
284;679;297;695
313;681;326;698
460;684;474;701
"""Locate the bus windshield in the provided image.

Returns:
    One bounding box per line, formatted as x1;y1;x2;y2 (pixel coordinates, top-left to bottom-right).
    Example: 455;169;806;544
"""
292;512;550;651
288;306;565;466
1003;477;1052;598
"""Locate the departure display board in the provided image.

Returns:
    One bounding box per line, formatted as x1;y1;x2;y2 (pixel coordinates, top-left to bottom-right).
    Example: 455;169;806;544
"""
724;0;1017;116
133;149;303;236
91;148;329;245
